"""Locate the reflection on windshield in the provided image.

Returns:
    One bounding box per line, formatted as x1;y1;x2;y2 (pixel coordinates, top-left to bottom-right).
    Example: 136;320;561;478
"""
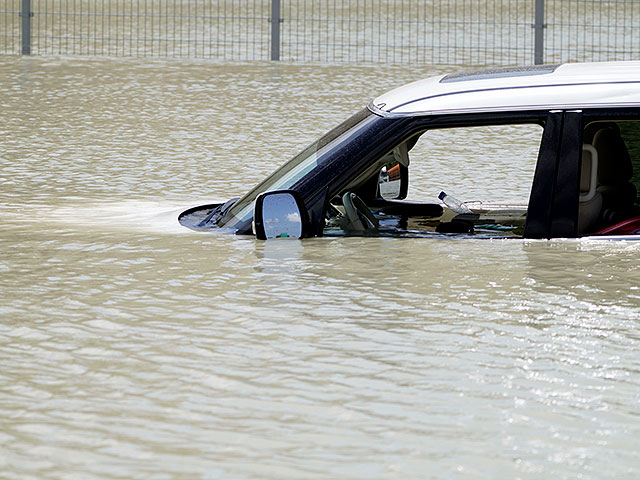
224;151;319;226
219;108;373;228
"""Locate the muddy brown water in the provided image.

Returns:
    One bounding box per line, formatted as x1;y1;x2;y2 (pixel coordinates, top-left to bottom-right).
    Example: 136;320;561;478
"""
1;57;639;479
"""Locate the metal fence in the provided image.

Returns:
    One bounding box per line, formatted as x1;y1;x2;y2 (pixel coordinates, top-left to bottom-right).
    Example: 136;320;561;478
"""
2;1;640;66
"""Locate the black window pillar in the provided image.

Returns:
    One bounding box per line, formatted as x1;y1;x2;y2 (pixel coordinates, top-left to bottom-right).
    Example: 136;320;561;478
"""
525;110;582;238
550;110;582;237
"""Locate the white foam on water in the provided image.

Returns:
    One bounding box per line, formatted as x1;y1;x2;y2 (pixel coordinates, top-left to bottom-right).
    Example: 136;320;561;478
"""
12;199;224;235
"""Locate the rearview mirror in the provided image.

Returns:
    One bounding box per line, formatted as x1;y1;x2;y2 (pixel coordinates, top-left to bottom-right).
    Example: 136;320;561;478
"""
378;163;402;199
377;161;408;200
253;190;309;240
377;144;409;200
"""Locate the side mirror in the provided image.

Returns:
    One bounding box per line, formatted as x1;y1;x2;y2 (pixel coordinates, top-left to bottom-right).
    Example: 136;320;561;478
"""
253;190;309;240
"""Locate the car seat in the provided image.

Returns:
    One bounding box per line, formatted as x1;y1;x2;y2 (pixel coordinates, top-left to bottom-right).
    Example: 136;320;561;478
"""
577;144;602;234
592;125;637;225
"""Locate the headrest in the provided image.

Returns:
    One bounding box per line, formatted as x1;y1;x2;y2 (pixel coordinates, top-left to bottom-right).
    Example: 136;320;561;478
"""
583;121;617;144
580;144;598;201
592;126;633;184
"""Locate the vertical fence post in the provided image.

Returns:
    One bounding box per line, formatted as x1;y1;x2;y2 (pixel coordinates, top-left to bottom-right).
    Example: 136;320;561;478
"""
533;0;545;64
270;0;281;60
20;0;32;55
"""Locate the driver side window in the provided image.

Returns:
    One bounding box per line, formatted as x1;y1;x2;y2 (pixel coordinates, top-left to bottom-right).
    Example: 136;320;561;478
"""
407;124;543;206
324;122;544;238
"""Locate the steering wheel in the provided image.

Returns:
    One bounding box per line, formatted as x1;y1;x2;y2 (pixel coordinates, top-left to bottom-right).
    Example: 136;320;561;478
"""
341;192;379;232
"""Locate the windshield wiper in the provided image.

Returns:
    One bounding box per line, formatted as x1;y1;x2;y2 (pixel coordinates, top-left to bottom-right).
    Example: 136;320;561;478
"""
197;197;239;228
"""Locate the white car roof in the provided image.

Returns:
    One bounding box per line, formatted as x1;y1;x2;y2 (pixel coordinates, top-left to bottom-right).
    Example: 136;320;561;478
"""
372;61;640;116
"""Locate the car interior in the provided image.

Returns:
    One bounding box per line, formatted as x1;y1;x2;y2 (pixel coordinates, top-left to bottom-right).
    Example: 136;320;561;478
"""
326;120;640;238
579;121;640;236
324;128;532;238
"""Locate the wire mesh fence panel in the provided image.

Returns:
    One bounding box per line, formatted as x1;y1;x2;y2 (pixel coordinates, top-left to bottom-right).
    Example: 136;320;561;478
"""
2;0;640;65
2;0;270;58
544;0;640;64
1;1;21;54
280;0;536;65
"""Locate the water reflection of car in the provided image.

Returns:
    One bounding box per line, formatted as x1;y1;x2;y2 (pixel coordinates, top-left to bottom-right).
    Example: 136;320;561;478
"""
180;61;640;240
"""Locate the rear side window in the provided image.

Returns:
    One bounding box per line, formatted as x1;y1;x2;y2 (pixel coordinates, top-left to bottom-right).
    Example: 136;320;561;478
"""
584;120;640;207
616;122;640;205
580;120;640;234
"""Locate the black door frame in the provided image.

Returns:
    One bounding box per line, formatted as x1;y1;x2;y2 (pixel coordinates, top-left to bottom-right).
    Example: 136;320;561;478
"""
525;110;583;238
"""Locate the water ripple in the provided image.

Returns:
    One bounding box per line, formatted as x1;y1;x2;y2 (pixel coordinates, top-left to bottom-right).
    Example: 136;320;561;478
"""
0;57;638;479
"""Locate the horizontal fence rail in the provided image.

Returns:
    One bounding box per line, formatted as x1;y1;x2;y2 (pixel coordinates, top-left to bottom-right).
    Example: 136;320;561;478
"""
2;1;640;66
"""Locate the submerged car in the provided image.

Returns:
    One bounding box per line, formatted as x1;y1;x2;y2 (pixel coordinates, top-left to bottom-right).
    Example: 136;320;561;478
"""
180;61;640;240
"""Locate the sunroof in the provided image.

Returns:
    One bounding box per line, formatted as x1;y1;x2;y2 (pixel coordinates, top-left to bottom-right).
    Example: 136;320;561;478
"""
440;65;560;83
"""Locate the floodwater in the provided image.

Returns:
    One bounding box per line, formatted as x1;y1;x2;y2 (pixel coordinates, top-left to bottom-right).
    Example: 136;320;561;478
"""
1;57;639;479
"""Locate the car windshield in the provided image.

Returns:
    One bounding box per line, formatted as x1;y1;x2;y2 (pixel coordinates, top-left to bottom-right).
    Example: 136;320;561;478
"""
218;108;374;228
